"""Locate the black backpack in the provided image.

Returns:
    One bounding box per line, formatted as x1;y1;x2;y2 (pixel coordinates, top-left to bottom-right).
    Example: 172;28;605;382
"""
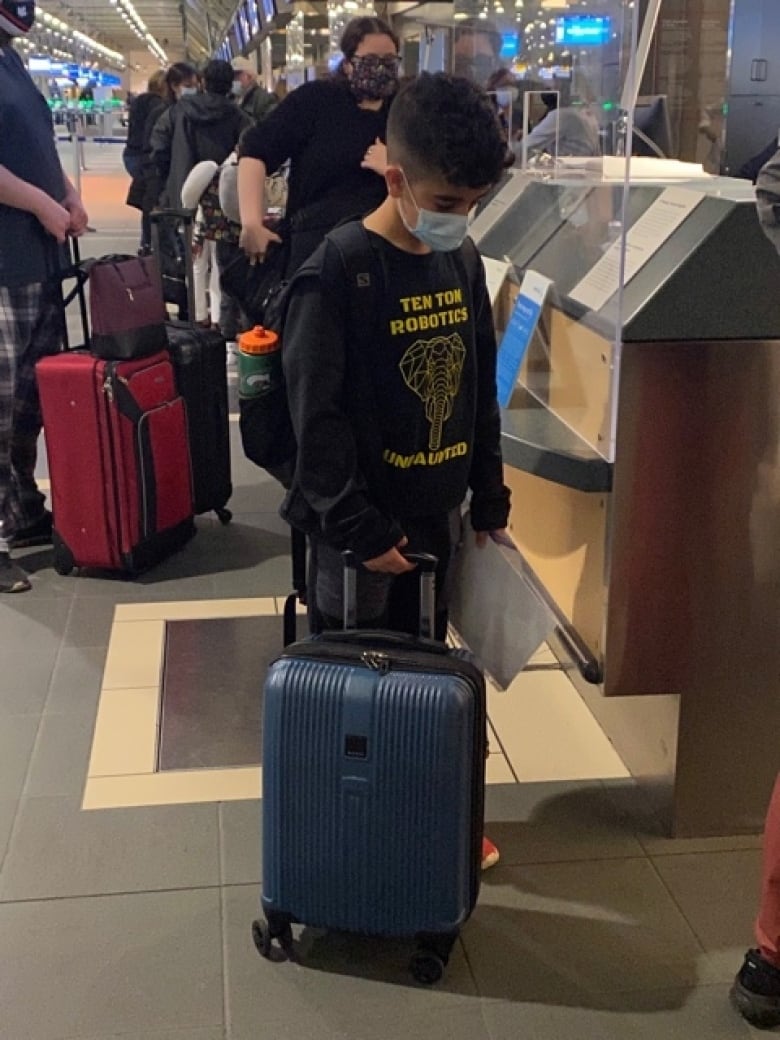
238;222;381;486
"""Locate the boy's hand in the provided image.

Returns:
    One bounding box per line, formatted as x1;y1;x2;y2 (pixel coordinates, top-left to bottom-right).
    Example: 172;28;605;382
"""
35;196;71;243
240;220;281;265
363;537;416;575
476;529;514;549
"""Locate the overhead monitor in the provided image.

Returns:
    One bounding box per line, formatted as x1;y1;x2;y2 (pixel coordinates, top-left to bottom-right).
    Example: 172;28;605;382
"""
246;1;259;37
555;15;611;47
260;0;276;26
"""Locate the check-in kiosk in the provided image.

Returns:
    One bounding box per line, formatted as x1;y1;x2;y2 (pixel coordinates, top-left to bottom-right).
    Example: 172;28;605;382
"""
464;165;780;836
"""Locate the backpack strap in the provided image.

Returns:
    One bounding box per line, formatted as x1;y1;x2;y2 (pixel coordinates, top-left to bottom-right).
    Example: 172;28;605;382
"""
321;221;383;336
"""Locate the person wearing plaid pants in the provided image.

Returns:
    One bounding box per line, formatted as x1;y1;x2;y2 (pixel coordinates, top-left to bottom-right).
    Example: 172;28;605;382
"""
0;4;88;591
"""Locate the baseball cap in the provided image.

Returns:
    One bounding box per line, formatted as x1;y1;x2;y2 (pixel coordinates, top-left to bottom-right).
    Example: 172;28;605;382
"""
231;57;256;75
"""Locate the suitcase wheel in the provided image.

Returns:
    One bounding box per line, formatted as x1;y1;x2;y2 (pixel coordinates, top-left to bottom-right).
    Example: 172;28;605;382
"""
216;507;232;526
252;916;296;962
53;540;75;576
251;918;272;958
409;949;445;985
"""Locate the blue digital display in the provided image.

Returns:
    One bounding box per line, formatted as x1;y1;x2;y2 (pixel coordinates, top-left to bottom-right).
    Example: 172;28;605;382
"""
555;15;611;47
500;32;518;60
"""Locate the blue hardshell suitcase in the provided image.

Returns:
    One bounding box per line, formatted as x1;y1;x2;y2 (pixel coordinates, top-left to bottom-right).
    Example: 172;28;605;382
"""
254;553;486;984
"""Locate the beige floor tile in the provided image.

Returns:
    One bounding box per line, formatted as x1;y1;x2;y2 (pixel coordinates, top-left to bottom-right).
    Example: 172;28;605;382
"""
101;620;164;689
83;766;261;810
466;857;704;996
488;669;629;783
652;850;762;957
113;598;278;622
486;753;516;784
88;687;160;778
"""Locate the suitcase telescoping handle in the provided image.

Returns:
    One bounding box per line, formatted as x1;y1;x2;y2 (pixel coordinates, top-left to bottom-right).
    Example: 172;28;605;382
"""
342;550;438;639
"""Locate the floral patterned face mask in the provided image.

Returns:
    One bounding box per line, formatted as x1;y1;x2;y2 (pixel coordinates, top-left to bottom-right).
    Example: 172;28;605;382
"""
347;53;401;102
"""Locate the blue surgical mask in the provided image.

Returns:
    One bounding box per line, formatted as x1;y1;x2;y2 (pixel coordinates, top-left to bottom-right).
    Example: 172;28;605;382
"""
398;170;469;252
180;86;198;97
231;80;243;96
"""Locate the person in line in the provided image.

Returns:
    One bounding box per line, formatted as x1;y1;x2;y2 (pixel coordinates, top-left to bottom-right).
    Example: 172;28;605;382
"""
151;59;252;212
0;0;89;592
231;56;277;125
732;774;780;1028
237;15;401;277
123;70;168;179
280;72;511;869
126;61;198;255
151;60;252;325
452;18;503;88
123;69;169;252
516;91;601;161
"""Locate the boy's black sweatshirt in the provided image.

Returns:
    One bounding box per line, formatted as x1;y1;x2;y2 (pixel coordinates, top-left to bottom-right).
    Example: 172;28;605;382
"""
281;224;511;561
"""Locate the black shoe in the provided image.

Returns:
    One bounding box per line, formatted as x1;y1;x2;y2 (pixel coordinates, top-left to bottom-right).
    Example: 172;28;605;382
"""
731;949;780;1029
0;552;31;593
12;510;53;548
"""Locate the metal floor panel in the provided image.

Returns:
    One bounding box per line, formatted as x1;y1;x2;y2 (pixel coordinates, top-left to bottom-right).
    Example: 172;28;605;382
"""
158;616;282;771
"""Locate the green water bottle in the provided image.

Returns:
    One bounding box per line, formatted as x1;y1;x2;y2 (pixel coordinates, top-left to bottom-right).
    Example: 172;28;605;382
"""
238;326;281;398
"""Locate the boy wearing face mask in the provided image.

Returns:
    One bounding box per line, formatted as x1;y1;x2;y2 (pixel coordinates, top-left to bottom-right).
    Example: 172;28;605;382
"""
280;77;510;873
0;0;89;592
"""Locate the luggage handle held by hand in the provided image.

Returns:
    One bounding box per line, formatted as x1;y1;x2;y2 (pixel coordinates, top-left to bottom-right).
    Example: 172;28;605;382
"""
342;550;438;640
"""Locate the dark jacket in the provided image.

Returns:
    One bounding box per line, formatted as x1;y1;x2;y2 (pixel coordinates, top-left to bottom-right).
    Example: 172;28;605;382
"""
280;225;510;560
125;91;165;157
151;92;252;209
126;94;168;212
239;83;277;125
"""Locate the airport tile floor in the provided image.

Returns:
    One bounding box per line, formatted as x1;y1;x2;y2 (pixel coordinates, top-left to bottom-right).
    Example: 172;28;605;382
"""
0;138;770;1040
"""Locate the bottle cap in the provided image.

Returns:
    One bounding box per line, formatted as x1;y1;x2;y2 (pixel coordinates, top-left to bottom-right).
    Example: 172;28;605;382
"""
239;326;279;355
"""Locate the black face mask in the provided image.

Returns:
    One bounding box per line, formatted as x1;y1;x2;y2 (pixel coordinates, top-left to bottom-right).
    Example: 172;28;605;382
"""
0;1;36;36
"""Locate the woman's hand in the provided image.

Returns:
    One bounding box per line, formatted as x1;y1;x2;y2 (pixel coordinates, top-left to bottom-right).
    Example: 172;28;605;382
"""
361;138;388;177
475;529;514;549
239;220;282;264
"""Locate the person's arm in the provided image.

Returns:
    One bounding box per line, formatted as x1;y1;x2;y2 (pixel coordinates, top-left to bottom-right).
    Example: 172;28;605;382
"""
149;106;174;185
464;243;511;536
237;86;314;261
518;110;558;156
283;270;406;564
0;163;71;243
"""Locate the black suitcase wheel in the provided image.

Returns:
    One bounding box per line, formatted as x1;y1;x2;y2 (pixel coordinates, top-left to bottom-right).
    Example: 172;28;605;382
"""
252;916;295;961
252;918;272;958
53;541;74;576
409;949;445;985
216;507;232;525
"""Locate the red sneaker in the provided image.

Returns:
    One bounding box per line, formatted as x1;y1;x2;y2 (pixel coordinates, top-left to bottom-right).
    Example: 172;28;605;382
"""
481;835;500;871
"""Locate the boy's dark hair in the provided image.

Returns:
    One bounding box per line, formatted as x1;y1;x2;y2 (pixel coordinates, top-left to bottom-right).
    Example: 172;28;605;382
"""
387;72;505;188
203;59;234;96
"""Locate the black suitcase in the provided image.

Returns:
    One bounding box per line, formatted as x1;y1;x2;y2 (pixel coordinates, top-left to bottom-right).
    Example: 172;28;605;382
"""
166;320;232;523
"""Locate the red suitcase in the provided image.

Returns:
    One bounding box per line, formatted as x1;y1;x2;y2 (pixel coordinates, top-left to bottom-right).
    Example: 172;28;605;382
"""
37;351;195;576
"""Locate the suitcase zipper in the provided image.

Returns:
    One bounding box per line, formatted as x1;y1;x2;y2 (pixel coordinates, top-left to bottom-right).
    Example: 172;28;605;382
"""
362;651;390;674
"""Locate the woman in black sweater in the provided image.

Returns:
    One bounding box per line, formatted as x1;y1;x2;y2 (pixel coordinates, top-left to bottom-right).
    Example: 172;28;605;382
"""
237;16;401;275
